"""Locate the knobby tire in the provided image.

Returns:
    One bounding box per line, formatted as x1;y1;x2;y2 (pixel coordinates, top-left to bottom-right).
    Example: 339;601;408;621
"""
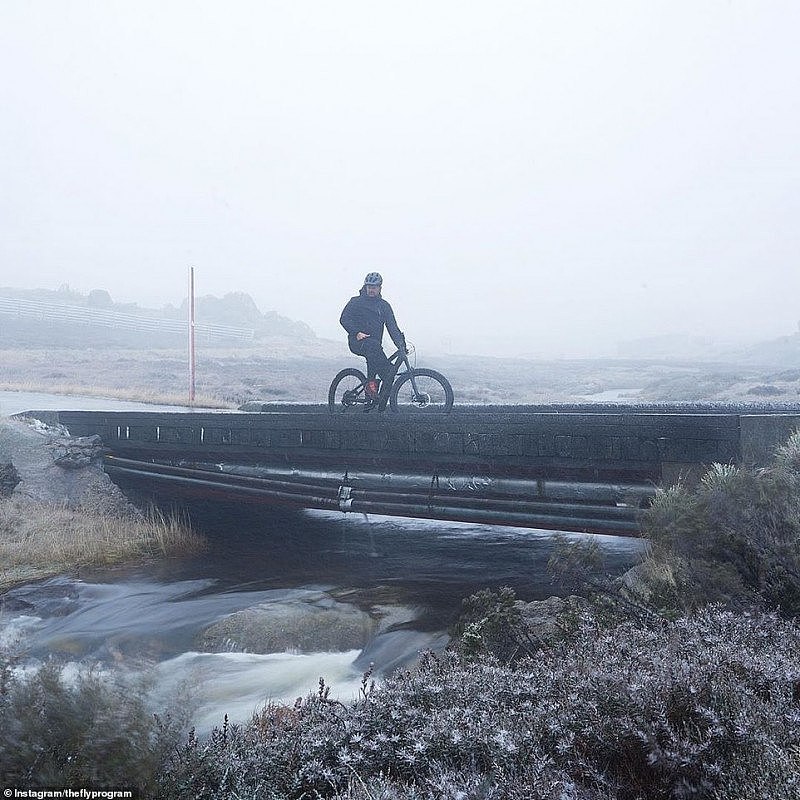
328;368;368;413
389;368;454;413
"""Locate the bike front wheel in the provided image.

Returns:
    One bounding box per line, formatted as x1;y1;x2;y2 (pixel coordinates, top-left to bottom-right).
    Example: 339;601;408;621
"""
328;368;368;413
389;369;454;413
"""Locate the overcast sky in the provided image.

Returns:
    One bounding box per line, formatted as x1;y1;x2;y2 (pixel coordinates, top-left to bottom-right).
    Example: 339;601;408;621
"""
2;1;798;357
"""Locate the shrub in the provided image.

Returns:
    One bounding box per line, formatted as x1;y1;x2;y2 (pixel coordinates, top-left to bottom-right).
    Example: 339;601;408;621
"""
0;655;185;792
449;586;532;662
640;431;800;615
161;607;800;799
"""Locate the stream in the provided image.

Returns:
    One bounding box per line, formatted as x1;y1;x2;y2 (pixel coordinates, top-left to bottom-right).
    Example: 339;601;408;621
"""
1;504;644;733
0;391;646;733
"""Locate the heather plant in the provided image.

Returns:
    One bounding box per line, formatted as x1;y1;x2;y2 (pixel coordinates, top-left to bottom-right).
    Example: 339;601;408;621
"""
640;429;800;615
449;586;539;662
0;649;186;793
160;606;800;799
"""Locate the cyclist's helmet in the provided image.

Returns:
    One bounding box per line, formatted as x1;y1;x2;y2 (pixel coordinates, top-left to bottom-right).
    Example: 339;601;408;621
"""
363;272;383;286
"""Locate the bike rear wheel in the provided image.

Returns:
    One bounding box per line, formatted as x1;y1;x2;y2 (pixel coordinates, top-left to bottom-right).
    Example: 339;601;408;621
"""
328;368;369;413
389;368;454;413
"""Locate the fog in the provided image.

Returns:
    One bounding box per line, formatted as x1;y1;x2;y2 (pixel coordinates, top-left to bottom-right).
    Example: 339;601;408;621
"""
1;2;798;358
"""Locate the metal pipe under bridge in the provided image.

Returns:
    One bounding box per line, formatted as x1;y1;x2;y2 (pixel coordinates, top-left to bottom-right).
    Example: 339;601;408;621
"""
30;404;800;537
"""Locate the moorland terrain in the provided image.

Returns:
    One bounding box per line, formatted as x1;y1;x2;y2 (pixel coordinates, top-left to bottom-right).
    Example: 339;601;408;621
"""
2;285;800;407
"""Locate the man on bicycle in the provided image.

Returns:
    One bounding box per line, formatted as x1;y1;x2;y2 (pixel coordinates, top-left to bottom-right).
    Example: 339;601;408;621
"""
339;272;406;403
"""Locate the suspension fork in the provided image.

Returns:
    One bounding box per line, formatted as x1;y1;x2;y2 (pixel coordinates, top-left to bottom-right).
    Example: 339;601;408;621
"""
406;365;422;396
397;354;424;398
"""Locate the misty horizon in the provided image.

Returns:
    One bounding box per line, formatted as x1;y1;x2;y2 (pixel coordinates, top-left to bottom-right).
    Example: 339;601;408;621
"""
2;280;792;365
2;2;798;358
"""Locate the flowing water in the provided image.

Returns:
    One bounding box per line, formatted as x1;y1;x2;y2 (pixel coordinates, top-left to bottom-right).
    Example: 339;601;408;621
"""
0;391;646;732
1;504;645;732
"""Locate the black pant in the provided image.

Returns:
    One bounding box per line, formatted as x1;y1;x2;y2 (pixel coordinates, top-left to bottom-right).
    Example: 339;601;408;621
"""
348;337;394;387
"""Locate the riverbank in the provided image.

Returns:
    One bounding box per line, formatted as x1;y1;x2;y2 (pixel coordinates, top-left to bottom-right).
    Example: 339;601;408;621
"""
0;415;205;591
4;344;800;408
0;497;205;591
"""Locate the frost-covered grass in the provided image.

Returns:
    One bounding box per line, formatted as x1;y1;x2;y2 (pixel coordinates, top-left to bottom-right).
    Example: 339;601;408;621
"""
0;377;229;409
0;345;341;407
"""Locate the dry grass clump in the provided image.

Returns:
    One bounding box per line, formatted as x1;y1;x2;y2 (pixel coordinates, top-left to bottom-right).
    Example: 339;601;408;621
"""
0;498;206;590
0;379;230;409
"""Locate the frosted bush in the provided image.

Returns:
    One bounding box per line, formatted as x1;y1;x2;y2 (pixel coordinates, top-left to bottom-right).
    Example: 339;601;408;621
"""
641;429;800;615
161;606;800;799
0;658;184;792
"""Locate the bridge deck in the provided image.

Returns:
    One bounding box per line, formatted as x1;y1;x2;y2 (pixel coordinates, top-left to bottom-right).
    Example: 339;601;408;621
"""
24;405;800;536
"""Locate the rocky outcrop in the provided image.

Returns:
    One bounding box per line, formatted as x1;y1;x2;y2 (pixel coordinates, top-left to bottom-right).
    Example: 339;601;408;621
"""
0;416;136;516
46;434;104;469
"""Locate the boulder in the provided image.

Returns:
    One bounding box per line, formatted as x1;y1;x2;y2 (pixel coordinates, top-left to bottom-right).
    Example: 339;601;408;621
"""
0;416;137;516
516;595;589;645
200;594;377;654
617;560;677;606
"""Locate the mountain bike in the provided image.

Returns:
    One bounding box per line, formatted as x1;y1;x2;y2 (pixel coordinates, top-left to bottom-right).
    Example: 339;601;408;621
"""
328;343;454;413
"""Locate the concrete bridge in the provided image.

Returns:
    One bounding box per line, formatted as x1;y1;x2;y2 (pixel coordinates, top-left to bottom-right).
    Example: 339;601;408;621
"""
30;404;800;537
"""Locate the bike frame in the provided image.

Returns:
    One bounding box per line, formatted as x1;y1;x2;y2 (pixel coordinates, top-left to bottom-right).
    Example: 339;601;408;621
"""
352;348;419;408
387;347;410;375
373;347;414;410
331;343;451;413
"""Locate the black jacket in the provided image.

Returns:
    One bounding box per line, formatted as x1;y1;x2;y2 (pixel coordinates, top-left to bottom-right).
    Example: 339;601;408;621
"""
340;288;405;349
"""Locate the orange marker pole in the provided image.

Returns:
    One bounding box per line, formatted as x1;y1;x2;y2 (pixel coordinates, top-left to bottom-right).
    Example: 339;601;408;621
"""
188;266;196;403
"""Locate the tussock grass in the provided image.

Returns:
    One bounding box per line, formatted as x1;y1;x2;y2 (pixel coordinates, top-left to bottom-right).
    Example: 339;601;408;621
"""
0;498;206;590
636;429;800;615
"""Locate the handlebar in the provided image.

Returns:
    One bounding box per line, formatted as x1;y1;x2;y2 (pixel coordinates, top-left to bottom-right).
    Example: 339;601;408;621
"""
389;342;414;362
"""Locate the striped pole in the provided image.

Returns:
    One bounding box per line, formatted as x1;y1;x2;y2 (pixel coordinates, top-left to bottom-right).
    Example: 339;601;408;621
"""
188;266;196;403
